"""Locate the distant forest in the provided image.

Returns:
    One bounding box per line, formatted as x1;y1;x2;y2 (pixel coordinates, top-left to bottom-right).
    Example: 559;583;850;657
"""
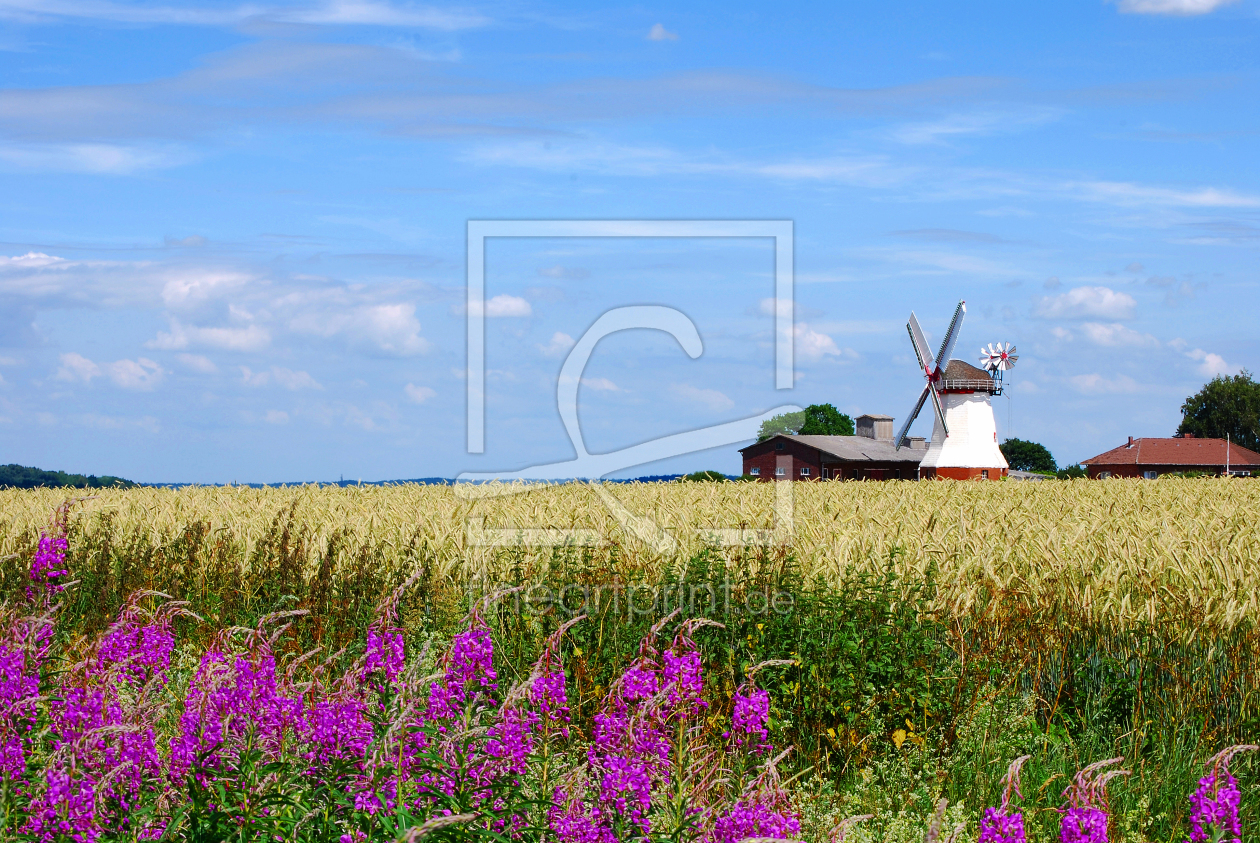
0;464;136;489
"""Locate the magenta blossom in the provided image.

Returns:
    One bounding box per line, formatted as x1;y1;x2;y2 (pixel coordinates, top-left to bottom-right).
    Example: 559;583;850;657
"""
1187;746;1257;843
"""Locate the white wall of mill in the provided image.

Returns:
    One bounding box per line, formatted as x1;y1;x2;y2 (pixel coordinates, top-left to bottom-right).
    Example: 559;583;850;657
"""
919;392;1009;470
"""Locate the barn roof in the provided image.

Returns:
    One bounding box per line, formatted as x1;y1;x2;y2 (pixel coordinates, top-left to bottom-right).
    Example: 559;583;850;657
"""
1082;437;1260;467
740;434;924;463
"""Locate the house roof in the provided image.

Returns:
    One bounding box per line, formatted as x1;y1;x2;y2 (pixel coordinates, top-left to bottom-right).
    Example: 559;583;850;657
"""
741;434;925;463
856;413;894;421
1081;437;1260;467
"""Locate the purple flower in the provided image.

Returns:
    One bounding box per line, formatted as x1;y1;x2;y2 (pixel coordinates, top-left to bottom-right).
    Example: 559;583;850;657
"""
981;807;1027;843
712;801;802;843
1059;758;1127;843
981;755;1032;843
730;687;771;753
663;647;706;716
1061;807;1108;843
1186;746;1257;843
427;626;497;721
363;627;405;683
620;664;659;701
1188;771;1242;843
28;530;69;603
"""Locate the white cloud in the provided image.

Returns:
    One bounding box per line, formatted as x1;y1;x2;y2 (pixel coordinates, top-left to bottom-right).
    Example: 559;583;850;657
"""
264;409;289;425
1117;0;1236;15
177;353;218;373
404;383;436;403
0;142;189;174
1070;373;1144;395
290;302;429;355
538;265;589;280
56;352;100;383
273;367;322;390
1079;322;1161;348
539;332;576;358
1074;181;1260;208
160;269;252;309
1035;287;1136;320
241;366;269;387
149;320;271;351
57;352;163;389
671;383;734;412
467;294;532;318
759;297;794;319
279;1;489;29
581;377;621;392
240;366;322;390
891;108;1061;145
794;324;852;362
80;412;160;433
0;0;489;30
1051;326;1073;340
106;357;164;390
648;23;678;41
1184;347;1234;377
0;252;65;268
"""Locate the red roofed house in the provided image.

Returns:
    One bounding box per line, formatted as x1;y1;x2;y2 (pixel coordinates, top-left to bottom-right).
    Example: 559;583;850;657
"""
1080;435;1260;479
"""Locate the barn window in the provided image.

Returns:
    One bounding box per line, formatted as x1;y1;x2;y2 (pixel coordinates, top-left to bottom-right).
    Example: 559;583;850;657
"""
1143;471;1158;480
1099;471;1111;479
775;441;785;451
800;467;810;476
981;470;989;479
894;469;901;479
749;467;760;476
774;467;785;476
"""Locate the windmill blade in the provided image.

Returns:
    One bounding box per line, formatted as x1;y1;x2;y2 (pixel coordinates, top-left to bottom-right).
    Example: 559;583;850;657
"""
907;313;935;376
894;384;930;450
928;381;949;437
932;300;966;376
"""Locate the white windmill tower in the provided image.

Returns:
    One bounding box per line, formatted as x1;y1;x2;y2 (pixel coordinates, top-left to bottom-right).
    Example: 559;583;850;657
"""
893;301;1010;481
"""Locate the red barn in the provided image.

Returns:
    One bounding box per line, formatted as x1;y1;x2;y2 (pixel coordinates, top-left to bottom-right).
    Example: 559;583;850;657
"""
1081;435;1260;479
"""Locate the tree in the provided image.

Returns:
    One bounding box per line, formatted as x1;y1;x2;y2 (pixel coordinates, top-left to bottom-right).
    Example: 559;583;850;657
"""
0;464;135;489
756;410;806;441
1177;370;1260;453
999;439;1057;473
1056;464;1086;480
682;470;726;482
798;404;855;436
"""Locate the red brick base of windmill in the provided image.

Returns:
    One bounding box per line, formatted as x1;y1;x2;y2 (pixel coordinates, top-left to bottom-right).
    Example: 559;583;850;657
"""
919;466;1007;481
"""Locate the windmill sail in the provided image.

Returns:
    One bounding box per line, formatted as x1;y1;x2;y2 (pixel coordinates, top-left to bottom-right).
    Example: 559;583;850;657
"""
933;301;966;377
896;300;964;450
894;383;930;449
907;313;935;376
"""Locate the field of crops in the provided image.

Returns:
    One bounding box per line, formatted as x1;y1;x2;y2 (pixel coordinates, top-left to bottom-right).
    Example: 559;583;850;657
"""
4;478;1260;628
1;479;1258;843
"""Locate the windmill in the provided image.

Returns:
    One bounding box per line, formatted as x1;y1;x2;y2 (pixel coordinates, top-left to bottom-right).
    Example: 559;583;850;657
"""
894;300;1009;480
979;342;1018;381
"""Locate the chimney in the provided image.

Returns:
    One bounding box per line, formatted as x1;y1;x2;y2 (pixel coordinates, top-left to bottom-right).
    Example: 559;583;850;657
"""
1127;436;1134;448
856;414;894;441
1184;433;1195;439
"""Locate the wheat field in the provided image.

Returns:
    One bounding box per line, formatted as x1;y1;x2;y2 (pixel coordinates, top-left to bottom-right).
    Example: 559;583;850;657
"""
2;477;1257;630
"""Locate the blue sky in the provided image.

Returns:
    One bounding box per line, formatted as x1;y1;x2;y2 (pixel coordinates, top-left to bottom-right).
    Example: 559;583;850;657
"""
1;0;1258;482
